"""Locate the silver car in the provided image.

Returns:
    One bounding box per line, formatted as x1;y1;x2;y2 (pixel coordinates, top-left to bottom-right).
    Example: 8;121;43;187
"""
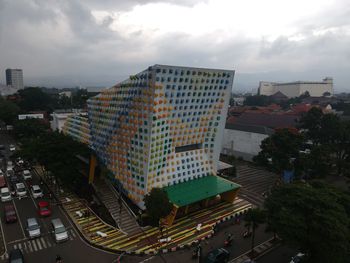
31;185;43;199
15;183;27;199
1;187;12;202
51;218;68;243
26;218;41;238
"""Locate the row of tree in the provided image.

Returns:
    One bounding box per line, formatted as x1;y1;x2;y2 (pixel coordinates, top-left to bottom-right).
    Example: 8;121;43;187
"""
0;87;95;124
13;119;90;192
254;107;350;178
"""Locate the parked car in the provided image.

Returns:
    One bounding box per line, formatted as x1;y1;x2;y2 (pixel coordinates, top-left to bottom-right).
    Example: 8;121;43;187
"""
26;218;41;238
51;218;69;243
22;170;32;180
6;167;14;177
1;187;12;202
9;144;16;152
4;204;17;223
0;175;6;188
38;201;51;217
205;248;230;263
15;183;27;199
31;185;43;199
9;248;24;263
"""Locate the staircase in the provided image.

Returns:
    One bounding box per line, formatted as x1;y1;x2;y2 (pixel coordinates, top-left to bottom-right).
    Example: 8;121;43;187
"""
92;178;142;235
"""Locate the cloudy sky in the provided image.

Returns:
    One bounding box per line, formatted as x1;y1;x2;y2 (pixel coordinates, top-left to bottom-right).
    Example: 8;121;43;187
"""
0;0;349;92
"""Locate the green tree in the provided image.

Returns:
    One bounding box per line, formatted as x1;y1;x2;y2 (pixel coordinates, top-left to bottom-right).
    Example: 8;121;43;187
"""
244;208;266;258
13;119;49;142
144;188;173;226
17;87;53;111
265;182;350;262
0;97;20;124
253;129;304;174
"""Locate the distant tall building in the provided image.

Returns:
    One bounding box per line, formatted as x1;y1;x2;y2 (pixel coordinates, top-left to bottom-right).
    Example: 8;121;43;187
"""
258;77;334;98
6;68;24;90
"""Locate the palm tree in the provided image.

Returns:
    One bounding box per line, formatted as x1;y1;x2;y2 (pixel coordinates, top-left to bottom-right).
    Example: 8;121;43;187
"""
244;208;266;259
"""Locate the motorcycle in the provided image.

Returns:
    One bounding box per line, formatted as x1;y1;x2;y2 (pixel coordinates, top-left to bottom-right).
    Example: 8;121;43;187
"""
224;234;233;247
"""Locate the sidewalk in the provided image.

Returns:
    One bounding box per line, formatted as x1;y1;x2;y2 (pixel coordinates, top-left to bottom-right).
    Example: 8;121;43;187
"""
34;166;252;255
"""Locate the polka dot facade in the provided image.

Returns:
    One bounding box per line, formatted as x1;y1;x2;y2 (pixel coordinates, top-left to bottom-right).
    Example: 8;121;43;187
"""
87;65;234;208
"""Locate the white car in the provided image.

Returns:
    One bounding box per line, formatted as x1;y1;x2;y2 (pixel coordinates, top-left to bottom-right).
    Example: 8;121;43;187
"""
15;183;27;199
23;170;32;180
9;145;16;152
1;187;12;202
31;185;43;199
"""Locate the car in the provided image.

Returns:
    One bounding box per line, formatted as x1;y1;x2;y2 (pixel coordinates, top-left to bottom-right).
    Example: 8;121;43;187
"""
9;248;24;263
205;248;230;263
4;204;17;223
51;218;69;243
38;201;51;217
15;183;27;199
22;170;32;180
6;167;14;177
1;187;12;202
16;158;24;165
0;145;4;151
7;161;13;168
0;175;6;188
290;252;305;263
9;144;16;152
26;218;41;238
31;185;43;199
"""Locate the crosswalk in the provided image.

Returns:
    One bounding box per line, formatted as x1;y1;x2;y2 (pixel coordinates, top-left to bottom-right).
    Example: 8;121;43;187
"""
0;229;77;260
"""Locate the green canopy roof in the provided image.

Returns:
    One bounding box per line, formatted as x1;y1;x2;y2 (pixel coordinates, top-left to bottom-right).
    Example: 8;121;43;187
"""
164;176;241;207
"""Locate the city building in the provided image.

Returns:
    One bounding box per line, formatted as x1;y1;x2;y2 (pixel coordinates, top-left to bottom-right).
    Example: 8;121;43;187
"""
62;115;91;145
50;109;87;132
258;77;333;98
86;64;239;215
5;69;24;90
221;123;274;161
0;84;18;96
18;113;44;120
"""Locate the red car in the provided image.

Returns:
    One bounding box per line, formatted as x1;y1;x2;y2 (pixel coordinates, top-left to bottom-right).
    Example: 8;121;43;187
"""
4;204;17;223
38;201;51;217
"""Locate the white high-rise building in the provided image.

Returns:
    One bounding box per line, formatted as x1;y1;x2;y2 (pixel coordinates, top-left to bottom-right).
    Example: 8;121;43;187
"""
258;77;334;98
6;68;24;90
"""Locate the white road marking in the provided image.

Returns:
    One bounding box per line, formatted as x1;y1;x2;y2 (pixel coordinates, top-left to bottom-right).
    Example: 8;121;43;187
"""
11;199;26;238
13;244;17;249
17;243;22;249
0;214;8;255
41;237;47;249
27;240;33;252
31;239;37;251
36;238;42;250
23;242;28;253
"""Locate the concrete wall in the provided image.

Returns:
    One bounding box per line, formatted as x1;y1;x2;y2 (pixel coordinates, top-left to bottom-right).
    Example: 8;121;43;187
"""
221;129;269;160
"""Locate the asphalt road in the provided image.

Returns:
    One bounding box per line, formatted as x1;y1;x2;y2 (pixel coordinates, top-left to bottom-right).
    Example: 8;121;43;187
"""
0;129;122;263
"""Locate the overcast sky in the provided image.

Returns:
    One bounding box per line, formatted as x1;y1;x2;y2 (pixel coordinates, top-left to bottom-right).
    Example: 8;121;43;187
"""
0;0;349;92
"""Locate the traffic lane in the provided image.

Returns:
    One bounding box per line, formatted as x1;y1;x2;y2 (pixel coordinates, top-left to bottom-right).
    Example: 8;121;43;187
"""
152;222;273;262
256;245;295;263
19;233;120;263
0;200;26;243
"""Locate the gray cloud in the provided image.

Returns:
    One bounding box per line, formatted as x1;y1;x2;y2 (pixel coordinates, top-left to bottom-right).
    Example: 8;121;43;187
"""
0;0;349;92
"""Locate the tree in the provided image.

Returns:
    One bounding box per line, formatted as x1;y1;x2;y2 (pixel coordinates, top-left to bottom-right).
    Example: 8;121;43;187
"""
17;87;53;112
0;97;20;124
13;119;49;142
253;128;304;174
144;188;173;226
244;208;266;258
265;182;350;262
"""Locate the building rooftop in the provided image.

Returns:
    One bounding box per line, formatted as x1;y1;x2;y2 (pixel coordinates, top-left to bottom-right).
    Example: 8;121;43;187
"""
164;176;240;207
225;123;275;135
